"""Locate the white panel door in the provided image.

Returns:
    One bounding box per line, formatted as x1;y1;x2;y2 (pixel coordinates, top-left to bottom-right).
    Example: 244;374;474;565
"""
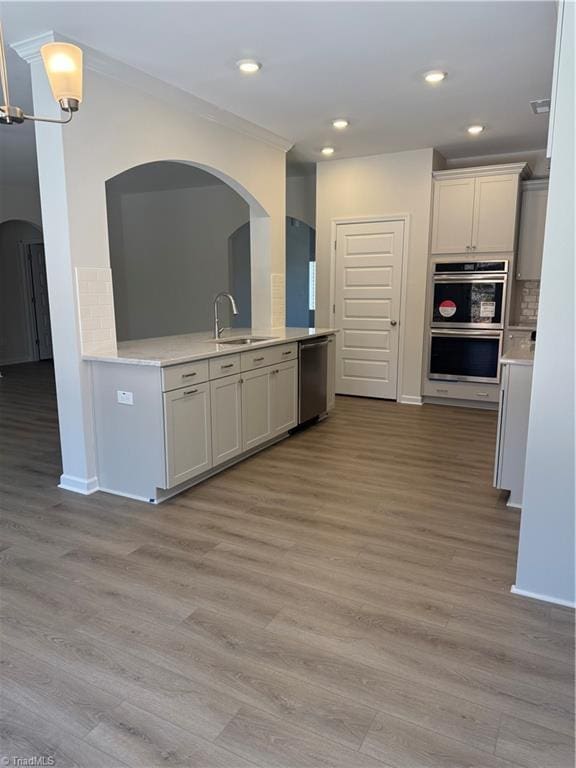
335;220;404;399
472;174;518;252
163;383;212;487
210;374;243;466
271;360;298;435
241;366;273;451
431;178;476;254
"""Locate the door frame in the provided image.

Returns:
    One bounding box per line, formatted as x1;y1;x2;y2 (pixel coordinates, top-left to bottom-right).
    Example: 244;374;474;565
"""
329;214;411;402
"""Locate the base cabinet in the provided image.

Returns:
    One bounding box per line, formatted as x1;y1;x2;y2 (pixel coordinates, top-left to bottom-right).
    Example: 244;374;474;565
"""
271;360;298;435
210;374;243;466
92;336;335;501
163;382;212;487
241;367;273;451
494;362;533;507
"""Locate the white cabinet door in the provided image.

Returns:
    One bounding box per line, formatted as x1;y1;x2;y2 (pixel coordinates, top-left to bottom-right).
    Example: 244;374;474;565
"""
163;382;212;488
431;178;476;254
271;360;298;436
241;367;272;451
210;374;243;466
516;183;548;280
327;334;336;411
472;174;518;253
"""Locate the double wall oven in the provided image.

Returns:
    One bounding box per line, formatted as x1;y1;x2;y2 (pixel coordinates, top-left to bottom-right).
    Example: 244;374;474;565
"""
429;261;508;384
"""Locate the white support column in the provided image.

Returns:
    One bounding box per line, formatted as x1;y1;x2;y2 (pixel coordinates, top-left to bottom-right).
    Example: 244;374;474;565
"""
15;34;99;493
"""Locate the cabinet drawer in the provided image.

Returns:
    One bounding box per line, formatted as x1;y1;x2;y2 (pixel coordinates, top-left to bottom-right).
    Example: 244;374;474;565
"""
240;342;298;372
209;354;241;380
424;379;499;403
162;360;209;392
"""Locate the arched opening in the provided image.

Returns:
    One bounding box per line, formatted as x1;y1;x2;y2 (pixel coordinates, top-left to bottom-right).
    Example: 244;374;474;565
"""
228;215;316;330
286;217;316;327
0;219;52;366
105;161;261;341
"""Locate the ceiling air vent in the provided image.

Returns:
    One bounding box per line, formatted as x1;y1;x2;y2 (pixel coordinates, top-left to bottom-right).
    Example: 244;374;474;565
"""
530;99;551;115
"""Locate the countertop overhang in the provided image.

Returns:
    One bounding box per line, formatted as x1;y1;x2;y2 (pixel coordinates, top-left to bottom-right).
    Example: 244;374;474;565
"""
500;343;535;366
83;328;338;367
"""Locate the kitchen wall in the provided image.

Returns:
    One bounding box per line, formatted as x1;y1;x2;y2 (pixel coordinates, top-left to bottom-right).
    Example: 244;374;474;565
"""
514;1;575;607
0;219;42;365
21;36;288;494
107;166;249;341
286;172;316;228
0;184;42;228
315;147;441;403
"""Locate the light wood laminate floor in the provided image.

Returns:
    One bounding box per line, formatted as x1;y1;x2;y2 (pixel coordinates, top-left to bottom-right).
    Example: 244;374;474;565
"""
1;362;574;768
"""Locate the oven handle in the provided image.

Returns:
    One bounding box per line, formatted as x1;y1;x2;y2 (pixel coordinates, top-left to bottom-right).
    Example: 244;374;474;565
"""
430;329;503;338
432;275;507;283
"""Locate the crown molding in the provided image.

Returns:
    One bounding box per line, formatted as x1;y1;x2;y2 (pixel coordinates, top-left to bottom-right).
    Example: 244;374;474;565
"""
11;32;293;153
10;31;57;63
433;162;531;180
522;177;549;190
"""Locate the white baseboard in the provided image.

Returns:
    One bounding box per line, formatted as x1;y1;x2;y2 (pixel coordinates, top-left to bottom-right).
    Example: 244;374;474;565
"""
399;395;423;405
59;474;99;495
511;585;576;609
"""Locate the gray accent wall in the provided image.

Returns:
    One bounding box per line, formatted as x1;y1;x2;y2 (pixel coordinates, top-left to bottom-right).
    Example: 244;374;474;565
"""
106;163;250;341
0;219;42;365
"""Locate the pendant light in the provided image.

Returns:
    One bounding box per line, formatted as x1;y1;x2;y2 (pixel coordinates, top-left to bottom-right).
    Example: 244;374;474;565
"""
0;21;83;126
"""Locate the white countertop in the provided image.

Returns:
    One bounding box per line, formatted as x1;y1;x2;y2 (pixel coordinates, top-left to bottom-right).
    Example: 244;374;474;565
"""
501;343;535;366
83;328;337;367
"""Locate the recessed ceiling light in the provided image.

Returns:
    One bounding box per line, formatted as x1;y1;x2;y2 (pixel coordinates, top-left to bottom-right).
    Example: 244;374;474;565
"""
467;124;485;135
332;119;349;130
321;147;335;156
424;70;447;84
237;59;261;74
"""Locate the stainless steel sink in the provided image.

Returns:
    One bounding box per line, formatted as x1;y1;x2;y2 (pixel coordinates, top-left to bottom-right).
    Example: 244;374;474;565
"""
214;336;277;346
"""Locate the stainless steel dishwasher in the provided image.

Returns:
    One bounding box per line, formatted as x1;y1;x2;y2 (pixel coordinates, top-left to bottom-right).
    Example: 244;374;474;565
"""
299;337;329;424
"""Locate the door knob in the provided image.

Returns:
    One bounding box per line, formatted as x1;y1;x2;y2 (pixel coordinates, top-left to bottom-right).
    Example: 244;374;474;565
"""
390;320;397;327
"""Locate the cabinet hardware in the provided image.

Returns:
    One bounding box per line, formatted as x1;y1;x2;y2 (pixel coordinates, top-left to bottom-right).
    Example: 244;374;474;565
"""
390;320;397;327
437;388;449;393
282;351;292;356
183;388;198;395
220;363;234;369
182;372;197;378
254;357;265;362
476;392;489;397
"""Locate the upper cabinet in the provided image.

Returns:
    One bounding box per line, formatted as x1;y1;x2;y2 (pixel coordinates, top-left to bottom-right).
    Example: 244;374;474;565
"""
431;164;528;255
516;179;549;281
431;177;476;254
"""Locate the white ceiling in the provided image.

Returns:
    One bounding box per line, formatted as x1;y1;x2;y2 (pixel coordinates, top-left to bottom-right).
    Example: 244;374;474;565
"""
1;0;556;183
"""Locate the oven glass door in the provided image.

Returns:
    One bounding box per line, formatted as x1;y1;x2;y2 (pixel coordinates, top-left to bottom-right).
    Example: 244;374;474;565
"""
432;279;505;328
429;332;502;383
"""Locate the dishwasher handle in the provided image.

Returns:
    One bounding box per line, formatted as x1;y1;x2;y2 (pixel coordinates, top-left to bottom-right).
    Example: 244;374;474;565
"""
300;338;329;350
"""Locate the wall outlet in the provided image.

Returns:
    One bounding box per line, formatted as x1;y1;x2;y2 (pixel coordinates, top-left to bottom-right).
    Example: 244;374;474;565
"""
117;390;134;405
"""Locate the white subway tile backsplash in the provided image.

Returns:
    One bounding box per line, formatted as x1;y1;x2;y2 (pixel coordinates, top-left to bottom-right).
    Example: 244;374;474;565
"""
75;267;117;355
517;280;540;325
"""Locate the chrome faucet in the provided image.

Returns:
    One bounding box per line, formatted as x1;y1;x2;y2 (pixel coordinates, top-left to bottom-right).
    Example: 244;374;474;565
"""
213;291;239;338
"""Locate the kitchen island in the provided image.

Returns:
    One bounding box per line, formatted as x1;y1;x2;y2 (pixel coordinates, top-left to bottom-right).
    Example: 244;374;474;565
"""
84;328;336;502
494;342;535;508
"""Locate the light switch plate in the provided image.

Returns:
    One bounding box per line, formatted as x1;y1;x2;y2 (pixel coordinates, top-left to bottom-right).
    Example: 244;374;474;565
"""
117;390;134;405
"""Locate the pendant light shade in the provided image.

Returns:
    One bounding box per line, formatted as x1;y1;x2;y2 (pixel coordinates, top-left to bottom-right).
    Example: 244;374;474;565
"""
40;42;83;109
